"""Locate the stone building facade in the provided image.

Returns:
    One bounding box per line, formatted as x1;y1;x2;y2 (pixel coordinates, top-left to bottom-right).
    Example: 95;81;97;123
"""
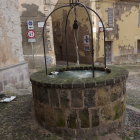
0;0;29;94
53;0;140;64
92;0;140;64
20;0;140;66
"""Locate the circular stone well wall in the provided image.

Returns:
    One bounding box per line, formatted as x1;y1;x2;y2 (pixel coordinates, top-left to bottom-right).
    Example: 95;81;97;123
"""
30;66;128;138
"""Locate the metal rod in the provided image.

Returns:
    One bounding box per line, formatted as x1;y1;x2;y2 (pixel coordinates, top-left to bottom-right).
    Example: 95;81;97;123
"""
43;4;70;75
31;42;35;69
86;6;107;69
65;6;74;68
78;3;95;78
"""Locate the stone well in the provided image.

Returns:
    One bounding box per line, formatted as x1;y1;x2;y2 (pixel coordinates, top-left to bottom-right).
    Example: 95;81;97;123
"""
30;66;128;138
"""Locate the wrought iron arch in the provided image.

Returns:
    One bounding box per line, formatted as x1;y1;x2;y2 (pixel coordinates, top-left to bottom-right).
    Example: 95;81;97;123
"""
43;0;106;77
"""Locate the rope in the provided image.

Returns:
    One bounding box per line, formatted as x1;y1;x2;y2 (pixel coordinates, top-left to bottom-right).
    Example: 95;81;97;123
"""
73;30;80;65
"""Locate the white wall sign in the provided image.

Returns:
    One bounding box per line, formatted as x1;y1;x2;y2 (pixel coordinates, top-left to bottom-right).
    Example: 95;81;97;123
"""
28;38;36;43
38;22;45;28
27;20;34;30
93;27;97;33
106;28;113;31
99;21;103;27
99;27;113;32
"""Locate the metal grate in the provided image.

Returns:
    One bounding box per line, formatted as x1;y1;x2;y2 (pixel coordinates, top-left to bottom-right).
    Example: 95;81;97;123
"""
108;8;114;27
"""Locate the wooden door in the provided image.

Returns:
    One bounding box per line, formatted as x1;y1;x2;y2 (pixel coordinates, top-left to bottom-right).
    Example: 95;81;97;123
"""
137;40;140;53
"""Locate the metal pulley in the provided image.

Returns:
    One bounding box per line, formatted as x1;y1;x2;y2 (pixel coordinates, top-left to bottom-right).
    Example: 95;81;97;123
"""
73;20;78;30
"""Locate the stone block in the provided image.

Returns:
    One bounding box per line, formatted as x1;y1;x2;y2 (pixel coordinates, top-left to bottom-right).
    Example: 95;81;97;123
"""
67;110;77;128
44;105;55;128
99;120;122;135
60;90;70;108
49;89;59;107
32;85;38;100
0;82;3;92
100;104;115;122
54;108;65;127
123;81;126;95
110;82;123;102
76;129;85;138
79;109;90;128
36;102;45;127
113;101;125;120
96;86;110;106
91;108;100;127
50;128;64;137
71;89;83;108
84;128;98;138
4;80;7;86
84;89;96;107
37;86;49;104
19;74;24;81
63;128;76;138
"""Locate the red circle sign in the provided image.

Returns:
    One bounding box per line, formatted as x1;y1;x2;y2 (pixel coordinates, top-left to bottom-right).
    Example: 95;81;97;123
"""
27;30;35;38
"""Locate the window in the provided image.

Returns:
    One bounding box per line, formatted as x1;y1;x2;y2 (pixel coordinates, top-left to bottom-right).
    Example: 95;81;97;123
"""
108;8;114;27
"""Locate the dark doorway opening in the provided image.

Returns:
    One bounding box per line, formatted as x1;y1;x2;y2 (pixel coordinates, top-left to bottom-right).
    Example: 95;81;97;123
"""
137;40;140;53
105;41;112;64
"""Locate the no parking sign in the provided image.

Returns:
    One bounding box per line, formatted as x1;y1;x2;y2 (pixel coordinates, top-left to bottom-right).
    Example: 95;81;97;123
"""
27;30;36;42
27;30;35;38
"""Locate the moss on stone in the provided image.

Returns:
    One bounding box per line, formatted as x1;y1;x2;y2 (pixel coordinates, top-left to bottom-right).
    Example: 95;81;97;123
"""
113;102;125;120
79;109;89;128
92;109;100;127
54;109;65;127
67;111;77;129
30;65;129;87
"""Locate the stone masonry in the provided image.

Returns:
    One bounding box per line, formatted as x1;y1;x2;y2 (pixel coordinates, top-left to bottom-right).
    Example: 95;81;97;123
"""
31;66;129;139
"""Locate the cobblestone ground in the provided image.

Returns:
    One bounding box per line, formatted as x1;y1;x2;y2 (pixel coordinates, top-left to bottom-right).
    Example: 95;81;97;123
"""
0;63;140;140
0;95;63;140
119;64;140;109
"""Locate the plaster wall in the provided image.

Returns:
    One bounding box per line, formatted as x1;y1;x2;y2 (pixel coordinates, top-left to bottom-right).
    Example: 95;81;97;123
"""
0;0;29;94
93;0;140;64
0;0;24;68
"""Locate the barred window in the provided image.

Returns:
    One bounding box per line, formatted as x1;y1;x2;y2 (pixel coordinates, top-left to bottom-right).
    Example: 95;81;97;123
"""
108;8;114;27
138;10;140;27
